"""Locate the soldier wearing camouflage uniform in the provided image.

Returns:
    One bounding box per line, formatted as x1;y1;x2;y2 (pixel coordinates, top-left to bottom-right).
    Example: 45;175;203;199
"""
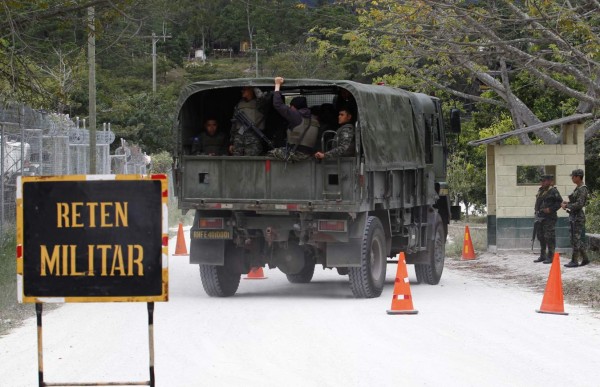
269;77;319;162
533;174;563;264
230;86;268;156
562;169;590;268
314;108;355;160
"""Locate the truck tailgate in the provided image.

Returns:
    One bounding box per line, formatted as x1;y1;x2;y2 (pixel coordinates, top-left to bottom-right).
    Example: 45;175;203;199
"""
181;156;356;202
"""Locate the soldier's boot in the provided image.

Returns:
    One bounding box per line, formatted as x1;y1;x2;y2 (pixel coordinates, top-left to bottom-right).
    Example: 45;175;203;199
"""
542;248;554;264
564;251;579;268
580;250;590;267
534;242;547;263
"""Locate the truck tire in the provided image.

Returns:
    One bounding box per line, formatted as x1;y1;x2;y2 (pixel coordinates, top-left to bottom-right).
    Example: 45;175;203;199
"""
349;216;387;298
286;249;316;283
415;215;445;285
199;264;241;297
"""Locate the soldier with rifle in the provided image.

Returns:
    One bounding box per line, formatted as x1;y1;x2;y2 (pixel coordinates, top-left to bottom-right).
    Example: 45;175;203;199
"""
230;86;270;156
561;169;590;268
533;174;563;264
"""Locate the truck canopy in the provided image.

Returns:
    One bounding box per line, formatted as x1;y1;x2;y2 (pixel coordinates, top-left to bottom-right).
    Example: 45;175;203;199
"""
175;78;429;171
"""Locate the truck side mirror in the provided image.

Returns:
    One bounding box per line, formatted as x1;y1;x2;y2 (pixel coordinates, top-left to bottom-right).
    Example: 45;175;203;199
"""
450;108;461;134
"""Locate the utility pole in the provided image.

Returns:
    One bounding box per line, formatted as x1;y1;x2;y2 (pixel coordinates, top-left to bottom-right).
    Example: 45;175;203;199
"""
249;47;264;78
88;6;96;174
140;31;171;92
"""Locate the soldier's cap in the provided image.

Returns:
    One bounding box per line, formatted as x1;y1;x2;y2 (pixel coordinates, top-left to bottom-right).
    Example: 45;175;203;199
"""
570;169;584;177
540;174;554;180
290;96;307;110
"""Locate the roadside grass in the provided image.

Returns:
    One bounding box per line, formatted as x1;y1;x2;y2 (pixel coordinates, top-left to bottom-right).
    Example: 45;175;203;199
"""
0;226;32;336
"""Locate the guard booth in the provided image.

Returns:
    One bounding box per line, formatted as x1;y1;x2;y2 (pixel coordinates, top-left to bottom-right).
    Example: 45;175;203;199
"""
469;114;590;251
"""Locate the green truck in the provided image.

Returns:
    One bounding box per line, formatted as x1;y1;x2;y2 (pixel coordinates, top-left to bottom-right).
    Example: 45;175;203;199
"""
173;78;460;298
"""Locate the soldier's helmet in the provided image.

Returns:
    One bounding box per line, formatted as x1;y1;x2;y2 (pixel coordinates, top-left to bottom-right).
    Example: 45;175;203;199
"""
570;169;584;177
540;174;554;181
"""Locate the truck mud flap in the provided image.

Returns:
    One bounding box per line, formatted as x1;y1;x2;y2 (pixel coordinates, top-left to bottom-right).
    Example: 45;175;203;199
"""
190;239;224;265
326;239;362;267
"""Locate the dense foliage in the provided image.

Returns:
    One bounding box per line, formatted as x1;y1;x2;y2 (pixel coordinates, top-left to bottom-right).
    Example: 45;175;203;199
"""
2;0;599;210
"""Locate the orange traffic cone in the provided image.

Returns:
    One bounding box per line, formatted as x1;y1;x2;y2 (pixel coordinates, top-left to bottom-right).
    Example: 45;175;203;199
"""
536;252;568;315
386;253;418;315
173;222;188;256
245;267;267;280
461;225;476;260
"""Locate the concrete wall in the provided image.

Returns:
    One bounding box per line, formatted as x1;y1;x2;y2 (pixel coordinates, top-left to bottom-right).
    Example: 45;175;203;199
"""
486;123;585;250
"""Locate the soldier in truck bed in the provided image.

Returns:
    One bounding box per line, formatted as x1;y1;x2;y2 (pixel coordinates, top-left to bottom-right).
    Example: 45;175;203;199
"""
229;86;269;156
314;108;356;160
191;118;227;156
533;174;563;264
269;76;319;162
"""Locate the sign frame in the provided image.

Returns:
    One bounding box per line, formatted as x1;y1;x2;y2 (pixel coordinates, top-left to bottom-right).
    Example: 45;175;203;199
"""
16;174;169;303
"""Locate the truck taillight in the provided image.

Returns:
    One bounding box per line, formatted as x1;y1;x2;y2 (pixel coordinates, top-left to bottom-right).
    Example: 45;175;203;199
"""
199;218;224;229
318;220;347;232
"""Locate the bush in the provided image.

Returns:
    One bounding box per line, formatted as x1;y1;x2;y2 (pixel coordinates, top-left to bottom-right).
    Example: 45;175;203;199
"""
587;192;600;234
150;151;173;174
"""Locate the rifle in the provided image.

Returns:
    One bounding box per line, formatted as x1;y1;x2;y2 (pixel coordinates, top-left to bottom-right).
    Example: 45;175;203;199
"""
233;109;275;150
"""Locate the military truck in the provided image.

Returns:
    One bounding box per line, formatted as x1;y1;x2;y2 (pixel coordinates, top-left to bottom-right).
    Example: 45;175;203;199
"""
173;78;460;298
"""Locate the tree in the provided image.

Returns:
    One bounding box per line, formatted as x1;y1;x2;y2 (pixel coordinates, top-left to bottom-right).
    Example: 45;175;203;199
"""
1;0;139;107
447;152;486;218
317;0;600;142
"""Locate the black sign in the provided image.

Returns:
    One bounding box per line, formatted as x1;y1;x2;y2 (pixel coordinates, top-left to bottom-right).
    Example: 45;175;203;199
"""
18;176;168;302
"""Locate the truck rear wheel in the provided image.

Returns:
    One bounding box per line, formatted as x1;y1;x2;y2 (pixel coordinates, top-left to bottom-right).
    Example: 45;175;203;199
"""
415;215;445;285
199;264;241;297
286;249;316;284
349;216;387;298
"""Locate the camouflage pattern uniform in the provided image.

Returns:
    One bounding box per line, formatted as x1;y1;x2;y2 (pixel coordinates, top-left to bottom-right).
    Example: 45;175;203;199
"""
534;184;562;262
566;183;589;264
231;89;268;156
322;123;355;159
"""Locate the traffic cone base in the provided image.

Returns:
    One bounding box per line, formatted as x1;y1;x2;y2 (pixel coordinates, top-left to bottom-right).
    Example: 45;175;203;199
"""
173;222;188;256
386;253;418;315
245;267;267;280
536;252;568;315
462;225;476;260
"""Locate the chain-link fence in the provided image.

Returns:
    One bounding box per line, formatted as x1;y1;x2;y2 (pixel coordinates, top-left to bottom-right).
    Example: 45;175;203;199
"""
0;102;150;233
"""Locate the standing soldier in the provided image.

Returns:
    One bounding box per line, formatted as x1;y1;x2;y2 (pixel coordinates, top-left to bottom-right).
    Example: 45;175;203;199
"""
533;174;563;264
230;86;269;156
561;169;590;267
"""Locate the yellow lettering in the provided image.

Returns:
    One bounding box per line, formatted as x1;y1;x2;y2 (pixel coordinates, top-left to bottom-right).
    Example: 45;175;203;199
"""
87;244;95;276
40;245;60;276
110;245;125;276
69;245;83;276
56;203;70;228
86;202;98;227
71;202;83;227
61;245;69;276
115;202;128;227
100;202;113;227
128;245;144;276
97;244;111;276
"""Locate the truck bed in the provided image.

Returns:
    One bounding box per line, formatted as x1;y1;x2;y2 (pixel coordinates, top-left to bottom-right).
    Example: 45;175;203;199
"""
179;155;358;207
